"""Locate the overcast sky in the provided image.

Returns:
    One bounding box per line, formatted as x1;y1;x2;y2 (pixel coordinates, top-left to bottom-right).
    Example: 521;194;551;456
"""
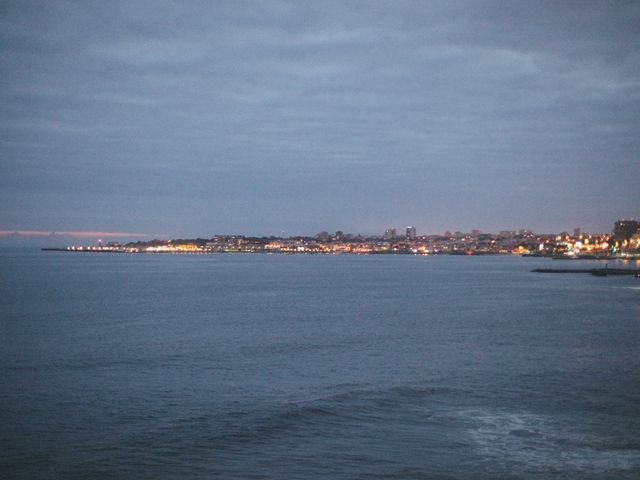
1;1;638;239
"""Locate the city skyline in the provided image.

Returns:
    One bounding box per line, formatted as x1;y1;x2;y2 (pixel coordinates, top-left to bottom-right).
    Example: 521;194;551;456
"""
0;219;636;242
41;217;640;258
2;2;639;237
3;216;638;250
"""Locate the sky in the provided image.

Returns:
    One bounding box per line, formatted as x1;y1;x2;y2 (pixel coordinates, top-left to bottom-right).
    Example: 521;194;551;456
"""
1;0;639;240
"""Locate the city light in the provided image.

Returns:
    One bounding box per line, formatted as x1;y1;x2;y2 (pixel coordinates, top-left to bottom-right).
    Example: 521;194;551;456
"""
47;219;640;260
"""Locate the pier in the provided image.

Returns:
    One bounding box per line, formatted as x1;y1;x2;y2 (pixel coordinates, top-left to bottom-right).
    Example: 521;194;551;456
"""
532;268;640;276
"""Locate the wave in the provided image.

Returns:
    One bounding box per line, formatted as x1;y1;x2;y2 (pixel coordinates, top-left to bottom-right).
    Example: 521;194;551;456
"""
119;382;453;455
458;408;640;475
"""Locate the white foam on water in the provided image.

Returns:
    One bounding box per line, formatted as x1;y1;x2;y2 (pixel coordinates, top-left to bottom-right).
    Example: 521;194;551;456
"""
458;409;640;474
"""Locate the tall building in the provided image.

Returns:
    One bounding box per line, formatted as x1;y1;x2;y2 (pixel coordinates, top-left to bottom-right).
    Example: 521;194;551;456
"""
384;228;397;240
614;220;639;242
573;227;581;238
406;225;417;240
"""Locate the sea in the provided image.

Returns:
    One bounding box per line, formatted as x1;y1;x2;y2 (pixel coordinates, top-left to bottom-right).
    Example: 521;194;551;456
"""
1;250;639;479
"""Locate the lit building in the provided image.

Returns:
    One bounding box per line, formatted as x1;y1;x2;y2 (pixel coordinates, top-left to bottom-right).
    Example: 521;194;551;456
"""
614;220;638;242
384;228;397;240
406;225;417;240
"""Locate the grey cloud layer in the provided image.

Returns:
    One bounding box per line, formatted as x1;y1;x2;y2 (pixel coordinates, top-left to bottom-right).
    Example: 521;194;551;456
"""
1;1;638;235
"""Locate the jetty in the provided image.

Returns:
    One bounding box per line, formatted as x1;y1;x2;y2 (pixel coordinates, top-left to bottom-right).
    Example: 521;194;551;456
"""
532;268;640;277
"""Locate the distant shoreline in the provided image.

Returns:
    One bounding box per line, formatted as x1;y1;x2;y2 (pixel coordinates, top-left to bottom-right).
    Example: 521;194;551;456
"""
40;247;640;261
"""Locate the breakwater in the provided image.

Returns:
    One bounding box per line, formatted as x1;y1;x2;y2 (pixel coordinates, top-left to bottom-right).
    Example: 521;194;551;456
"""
533;268;640;276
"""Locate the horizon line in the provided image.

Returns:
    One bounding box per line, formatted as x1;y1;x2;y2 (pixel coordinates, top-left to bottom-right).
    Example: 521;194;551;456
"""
0;230;149;238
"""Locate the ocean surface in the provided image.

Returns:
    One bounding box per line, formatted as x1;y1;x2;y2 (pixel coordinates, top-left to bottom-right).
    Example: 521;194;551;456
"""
1;250;639;479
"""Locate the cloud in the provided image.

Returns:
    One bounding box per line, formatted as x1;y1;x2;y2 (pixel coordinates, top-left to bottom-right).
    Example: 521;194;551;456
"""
1;1;638;235
88;39;209;66
0;230;147;238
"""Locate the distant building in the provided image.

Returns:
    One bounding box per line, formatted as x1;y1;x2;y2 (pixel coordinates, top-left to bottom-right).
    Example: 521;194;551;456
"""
384;228;397;240
471;229;481;236
406;225;417;240
614;220;639;242
316;231;329;242
334;230;345;241
573;227;581;238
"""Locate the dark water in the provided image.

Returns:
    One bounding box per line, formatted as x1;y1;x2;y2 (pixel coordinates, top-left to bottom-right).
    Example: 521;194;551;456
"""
1;251;639;479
